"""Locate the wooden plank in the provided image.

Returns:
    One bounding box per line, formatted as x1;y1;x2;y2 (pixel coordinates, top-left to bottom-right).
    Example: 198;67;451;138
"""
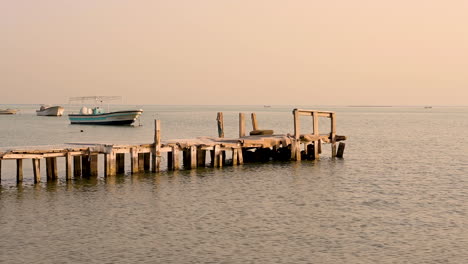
131;148;139;173
251;113;259;131
16;159;23;183
239;113;245;138
73;156;81;177
336;142;346;158
32;159;41;183
66;152;73;180
217;112;224;138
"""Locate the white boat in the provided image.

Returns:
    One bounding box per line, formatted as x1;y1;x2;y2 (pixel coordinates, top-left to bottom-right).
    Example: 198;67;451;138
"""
36;105;65;116
68;96;143;125
0;108;19;115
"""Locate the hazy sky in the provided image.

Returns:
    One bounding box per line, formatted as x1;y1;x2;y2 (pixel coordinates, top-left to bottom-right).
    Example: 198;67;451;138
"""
1;0;467;105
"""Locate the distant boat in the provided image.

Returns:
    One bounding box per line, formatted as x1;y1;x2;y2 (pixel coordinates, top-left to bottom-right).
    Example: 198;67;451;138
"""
264;105;271;108
424;106;432;109
0;108;19;115
68;96;143;125
36;105;65;116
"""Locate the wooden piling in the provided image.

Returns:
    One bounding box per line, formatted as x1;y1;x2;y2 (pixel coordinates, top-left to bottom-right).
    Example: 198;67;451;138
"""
330;113;337;158
138;153;145;171
152;120;161;172
90;155;98;176
197;147;206;167
116;153;125;173
251;113;259;131
66;153;73;180
131;147;139;173
105;152;117;176
73;156;81;177
170;146;180;170
217;112;224;138
312;111;320;160
81;155;90;177
190;146;197;169
336;142;346;158
143;152;150;171
0;160;2;182
32;159;41;183
16;159;23;183
232;149;238;165
46;157;58;180
239;113;246;138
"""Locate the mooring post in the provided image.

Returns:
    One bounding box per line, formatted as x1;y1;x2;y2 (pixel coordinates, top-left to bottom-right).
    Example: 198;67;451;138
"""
217;112;224;138
66;152;73;180
32;159;41;183
152;120;161;172
16;159;23;183
251;113;259;131
131;147;139;173
239;113;246;138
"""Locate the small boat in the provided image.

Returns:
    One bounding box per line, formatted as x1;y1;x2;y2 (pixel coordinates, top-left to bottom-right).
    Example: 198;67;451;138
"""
0;108;19;115
68;96;143;125
36;105;65;116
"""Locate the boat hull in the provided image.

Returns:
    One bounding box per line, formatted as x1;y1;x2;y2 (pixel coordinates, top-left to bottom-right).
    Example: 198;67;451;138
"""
68;110;143;125
36;106;65;116
0;109;18;115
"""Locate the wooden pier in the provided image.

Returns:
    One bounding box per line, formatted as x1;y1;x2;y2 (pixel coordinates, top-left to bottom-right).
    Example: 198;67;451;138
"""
0;109;346;183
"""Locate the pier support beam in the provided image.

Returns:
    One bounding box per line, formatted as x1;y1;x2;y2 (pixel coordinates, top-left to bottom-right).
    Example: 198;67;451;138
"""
66;153;73;180
138;153;145;171
336;142;346;158
32;159;41;183
116;153;125;173
169;146;180;170
197;147;206;167
152;120;161;172
330;113;337;158
131;148;139;173
190;146;197;169
0;160;2;182
81;155;90;177
16;159;23;183
73;156;81;177
105;152;117;176
90;155;98;176
46;157;58;180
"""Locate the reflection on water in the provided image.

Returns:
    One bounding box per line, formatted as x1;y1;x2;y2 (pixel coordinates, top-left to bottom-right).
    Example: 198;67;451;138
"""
1;107;468;263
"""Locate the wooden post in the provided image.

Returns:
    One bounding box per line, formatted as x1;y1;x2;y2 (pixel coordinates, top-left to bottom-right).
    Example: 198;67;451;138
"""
171;146;180;170
131;147;139;173
143;153;150;171
138;153;145;171
90;155;98;176
212;145;221;167
251;113;259;131
239;113;245;138
336;142;346;158
105;152;117;176
16;159;23;183
81;155;90;177
152;120;161;172
190;145;197;169
293;109;300;140
167;151;173;170
312;111;320;160
73;156;81;177
197;147;206;167
232;149;238;165
330;113;337;158
116;153;125;173
217;112;224;138
46;157;58;180
237;148;244;164
66;153;73;180
32;159;41;183
0;159;2;182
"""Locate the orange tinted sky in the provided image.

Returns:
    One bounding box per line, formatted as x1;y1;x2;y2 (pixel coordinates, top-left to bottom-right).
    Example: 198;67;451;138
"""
1;0;467;105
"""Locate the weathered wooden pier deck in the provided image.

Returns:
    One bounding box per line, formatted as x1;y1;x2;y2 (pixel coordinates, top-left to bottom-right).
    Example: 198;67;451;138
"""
0;109;346;183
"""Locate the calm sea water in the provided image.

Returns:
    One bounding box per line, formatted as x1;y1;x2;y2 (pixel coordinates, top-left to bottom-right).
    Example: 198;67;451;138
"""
1;105;467;263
